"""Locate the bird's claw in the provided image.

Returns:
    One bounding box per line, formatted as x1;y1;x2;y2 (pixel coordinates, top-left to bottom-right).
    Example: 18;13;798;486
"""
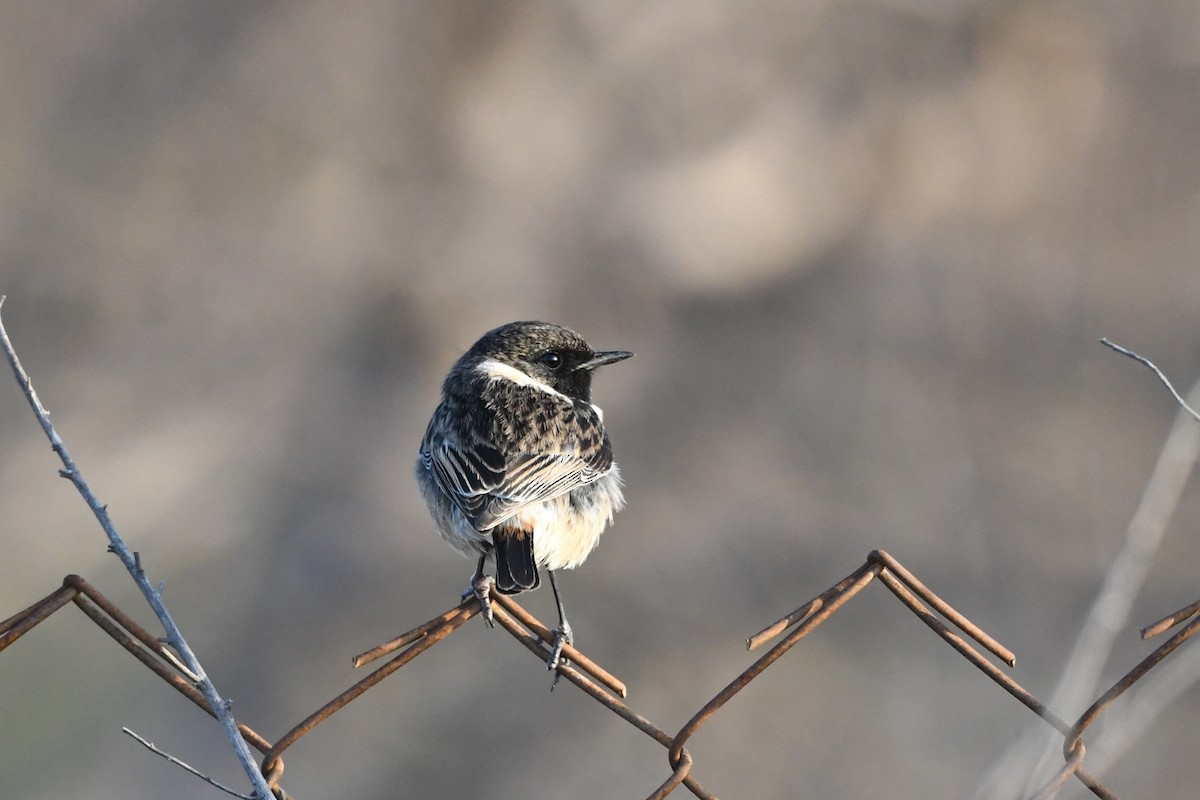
547;619;573;690
466;574;495;628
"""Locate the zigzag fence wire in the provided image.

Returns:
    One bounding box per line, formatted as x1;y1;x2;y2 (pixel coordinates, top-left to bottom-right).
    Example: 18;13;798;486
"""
4;551;1200;799
4;299;1198;798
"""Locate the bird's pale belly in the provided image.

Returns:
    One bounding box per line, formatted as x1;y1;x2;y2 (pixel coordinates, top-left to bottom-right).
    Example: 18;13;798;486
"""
416;460;625;571
519;467;624;571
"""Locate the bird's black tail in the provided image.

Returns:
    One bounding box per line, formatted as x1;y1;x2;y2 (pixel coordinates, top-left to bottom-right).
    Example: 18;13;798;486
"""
493;531;540;594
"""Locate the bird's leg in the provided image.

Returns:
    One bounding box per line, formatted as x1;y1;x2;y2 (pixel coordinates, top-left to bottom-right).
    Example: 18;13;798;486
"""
463;553;494;628
547;570;573;687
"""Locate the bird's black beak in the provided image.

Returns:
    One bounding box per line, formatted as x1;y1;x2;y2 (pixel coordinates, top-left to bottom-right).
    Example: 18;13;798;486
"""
575;350;634;371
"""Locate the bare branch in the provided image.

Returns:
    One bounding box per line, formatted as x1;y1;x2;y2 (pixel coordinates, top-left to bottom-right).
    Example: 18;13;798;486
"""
1101;338;1200;423
973;358;1200;799
123;727;254;799
0;299;275;800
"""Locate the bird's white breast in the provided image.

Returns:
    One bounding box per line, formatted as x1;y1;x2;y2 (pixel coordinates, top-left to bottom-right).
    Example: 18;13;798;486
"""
526;466;625;570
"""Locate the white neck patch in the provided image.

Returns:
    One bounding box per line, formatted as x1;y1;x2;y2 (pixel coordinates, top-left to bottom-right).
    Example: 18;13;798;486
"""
477;359;569;401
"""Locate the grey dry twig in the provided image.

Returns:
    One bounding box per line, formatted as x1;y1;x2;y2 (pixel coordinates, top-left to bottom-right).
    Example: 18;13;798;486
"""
1100;338;1200;422
973;340;1200;798
0;296;275;800
123;727;254;799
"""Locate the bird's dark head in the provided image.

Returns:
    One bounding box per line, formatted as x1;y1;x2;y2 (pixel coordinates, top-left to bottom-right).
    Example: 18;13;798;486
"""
457;321;633;401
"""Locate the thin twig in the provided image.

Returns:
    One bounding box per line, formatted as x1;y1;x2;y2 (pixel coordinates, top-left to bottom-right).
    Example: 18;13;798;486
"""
973;361;1200;800
1100;338;1200;422
0;297;275;800
123;727;254;799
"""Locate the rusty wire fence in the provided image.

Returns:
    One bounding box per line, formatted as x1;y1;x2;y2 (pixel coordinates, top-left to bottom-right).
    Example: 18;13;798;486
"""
4;548;1200;799
4;297;1200;799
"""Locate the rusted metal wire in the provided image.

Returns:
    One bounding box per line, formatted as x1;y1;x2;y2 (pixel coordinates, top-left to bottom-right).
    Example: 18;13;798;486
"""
491;591;630;697
717;551;1113;800
1030;741;1088;800
648;750;694;800
1141;595;1200;640
1034;605;1200;800
261;597;481;790
0;583;75;651
4;555;1200;798
0;577;281;789
350;603;474;667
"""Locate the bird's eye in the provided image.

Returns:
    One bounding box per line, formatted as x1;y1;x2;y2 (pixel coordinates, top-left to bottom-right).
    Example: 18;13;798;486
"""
540;351;563;369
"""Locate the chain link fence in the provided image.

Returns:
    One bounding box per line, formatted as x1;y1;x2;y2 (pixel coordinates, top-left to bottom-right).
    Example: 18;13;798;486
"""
4;548;1199;799
5;302;1200;798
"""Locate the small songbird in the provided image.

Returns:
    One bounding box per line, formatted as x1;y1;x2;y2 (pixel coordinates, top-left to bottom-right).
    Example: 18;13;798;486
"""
415;321;632;677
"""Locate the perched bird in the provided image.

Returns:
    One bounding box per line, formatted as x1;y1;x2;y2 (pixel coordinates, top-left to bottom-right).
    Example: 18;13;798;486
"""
415;321;632;678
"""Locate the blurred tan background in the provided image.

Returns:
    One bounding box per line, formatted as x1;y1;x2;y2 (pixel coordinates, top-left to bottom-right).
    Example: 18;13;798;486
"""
2;2;1200;798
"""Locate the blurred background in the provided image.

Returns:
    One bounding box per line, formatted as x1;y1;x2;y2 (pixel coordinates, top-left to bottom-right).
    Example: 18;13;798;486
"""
2;2;1200;798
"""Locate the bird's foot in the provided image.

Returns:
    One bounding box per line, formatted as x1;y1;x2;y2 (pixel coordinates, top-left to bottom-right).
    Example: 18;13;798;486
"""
464;574;495;628
547;619;573;690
